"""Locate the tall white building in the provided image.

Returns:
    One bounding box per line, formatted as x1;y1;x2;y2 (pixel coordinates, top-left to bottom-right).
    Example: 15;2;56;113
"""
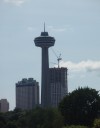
0;99;9;112
16;78;39;110
49;67;68;107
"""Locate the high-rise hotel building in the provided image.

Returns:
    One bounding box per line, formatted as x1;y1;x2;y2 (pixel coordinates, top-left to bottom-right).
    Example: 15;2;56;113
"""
16;78;39;110
49;67;68;107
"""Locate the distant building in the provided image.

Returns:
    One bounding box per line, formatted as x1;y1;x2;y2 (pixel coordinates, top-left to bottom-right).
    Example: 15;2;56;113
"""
49;67;68;107
0;99;9;112
16;78;39;110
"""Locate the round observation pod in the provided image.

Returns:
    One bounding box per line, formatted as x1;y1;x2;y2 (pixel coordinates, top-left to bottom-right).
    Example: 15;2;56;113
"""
34;31;55;47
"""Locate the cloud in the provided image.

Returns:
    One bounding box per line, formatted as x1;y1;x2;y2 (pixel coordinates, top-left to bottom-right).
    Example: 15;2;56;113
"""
47;26;66;32
47;25;73;33
4;0;27;6
57;60;100;73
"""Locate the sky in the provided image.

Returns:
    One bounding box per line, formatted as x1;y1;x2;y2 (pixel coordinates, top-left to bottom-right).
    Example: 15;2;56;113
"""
0;0;100;110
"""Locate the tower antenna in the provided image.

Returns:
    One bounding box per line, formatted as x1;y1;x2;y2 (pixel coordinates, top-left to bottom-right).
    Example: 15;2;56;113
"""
44;22;45;32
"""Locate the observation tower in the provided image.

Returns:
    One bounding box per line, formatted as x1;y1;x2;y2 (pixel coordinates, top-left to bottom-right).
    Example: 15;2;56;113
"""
34;25;55;108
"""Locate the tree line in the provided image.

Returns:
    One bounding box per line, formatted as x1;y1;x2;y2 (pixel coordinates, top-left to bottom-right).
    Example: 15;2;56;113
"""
0;87;100;128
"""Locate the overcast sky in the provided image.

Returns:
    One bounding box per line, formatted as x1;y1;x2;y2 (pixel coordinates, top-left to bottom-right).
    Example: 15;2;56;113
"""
0;0;100;110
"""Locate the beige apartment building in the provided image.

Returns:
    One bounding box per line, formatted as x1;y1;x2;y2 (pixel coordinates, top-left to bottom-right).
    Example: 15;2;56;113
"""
16;78;39;110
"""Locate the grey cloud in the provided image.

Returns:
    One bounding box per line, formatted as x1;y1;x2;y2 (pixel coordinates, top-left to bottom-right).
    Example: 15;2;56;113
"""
47;25;73;33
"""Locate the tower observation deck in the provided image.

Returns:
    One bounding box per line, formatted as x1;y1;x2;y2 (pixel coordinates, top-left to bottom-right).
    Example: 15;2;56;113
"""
34;26;55;108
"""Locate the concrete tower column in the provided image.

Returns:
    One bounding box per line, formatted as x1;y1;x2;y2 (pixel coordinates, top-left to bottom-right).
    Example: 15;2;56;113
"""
41;47;50;107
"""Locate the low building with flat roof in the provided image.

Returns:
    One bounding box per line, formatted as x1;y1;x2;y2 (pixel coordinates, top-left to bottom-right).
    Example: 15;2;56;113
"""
0;99;9;112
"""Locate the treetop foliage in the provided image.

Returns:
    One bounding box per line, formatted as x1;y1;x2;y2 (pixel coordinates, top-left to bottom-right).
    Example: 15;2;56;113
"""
0;87;100;128
59;87;100;126
0;107;63;128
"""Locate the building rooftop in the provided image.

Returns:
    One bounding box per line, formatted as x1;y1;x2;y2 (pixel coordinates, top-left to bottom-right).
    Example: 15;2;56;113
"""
16;78;38;87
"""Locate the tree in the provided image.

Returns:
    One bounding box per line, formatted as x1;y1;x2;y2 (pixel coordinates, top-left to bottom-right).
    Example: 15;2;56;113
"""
17;107;63;128
93;118;100;128
0;113;7;128
6;121;17;128
59;87;100;126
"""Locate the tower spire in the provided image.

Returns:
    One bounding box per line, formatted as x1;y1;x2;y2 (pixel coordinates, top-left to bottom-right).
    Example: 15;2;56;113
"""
44;22;45;32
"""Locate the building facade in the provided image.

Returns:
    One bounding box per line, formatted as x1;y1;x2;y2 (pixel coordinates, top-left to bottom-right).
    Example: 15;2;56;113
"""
16;78;39;110
49;67;68;107
0;99;9;112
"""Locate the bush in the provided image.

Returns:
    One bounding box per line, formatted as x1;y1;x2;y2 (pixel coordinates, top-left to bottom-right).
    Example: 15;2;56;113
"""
93;119;100;128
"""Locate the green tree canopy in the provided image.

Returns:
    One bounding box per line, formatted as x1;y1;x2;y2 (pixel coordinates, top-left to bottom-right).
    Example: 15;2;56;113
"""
18;107;63;128
59;87;100;126
0;107;64;128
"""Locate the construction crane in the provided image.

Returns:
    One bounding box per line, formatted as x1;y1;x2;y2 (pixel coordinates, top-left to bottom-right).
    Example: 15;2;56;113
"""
51;48;62;68
57;53;62;68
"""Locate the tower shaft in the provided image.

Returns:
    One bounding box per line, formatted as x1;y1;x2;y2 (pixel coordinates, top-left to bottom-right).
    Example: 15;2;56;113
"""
41;47;50;107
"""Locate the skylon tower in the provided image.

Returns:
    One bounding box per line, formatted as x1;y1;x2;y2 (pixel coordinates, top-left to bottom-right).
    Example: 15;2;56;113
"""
34;25;55;108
